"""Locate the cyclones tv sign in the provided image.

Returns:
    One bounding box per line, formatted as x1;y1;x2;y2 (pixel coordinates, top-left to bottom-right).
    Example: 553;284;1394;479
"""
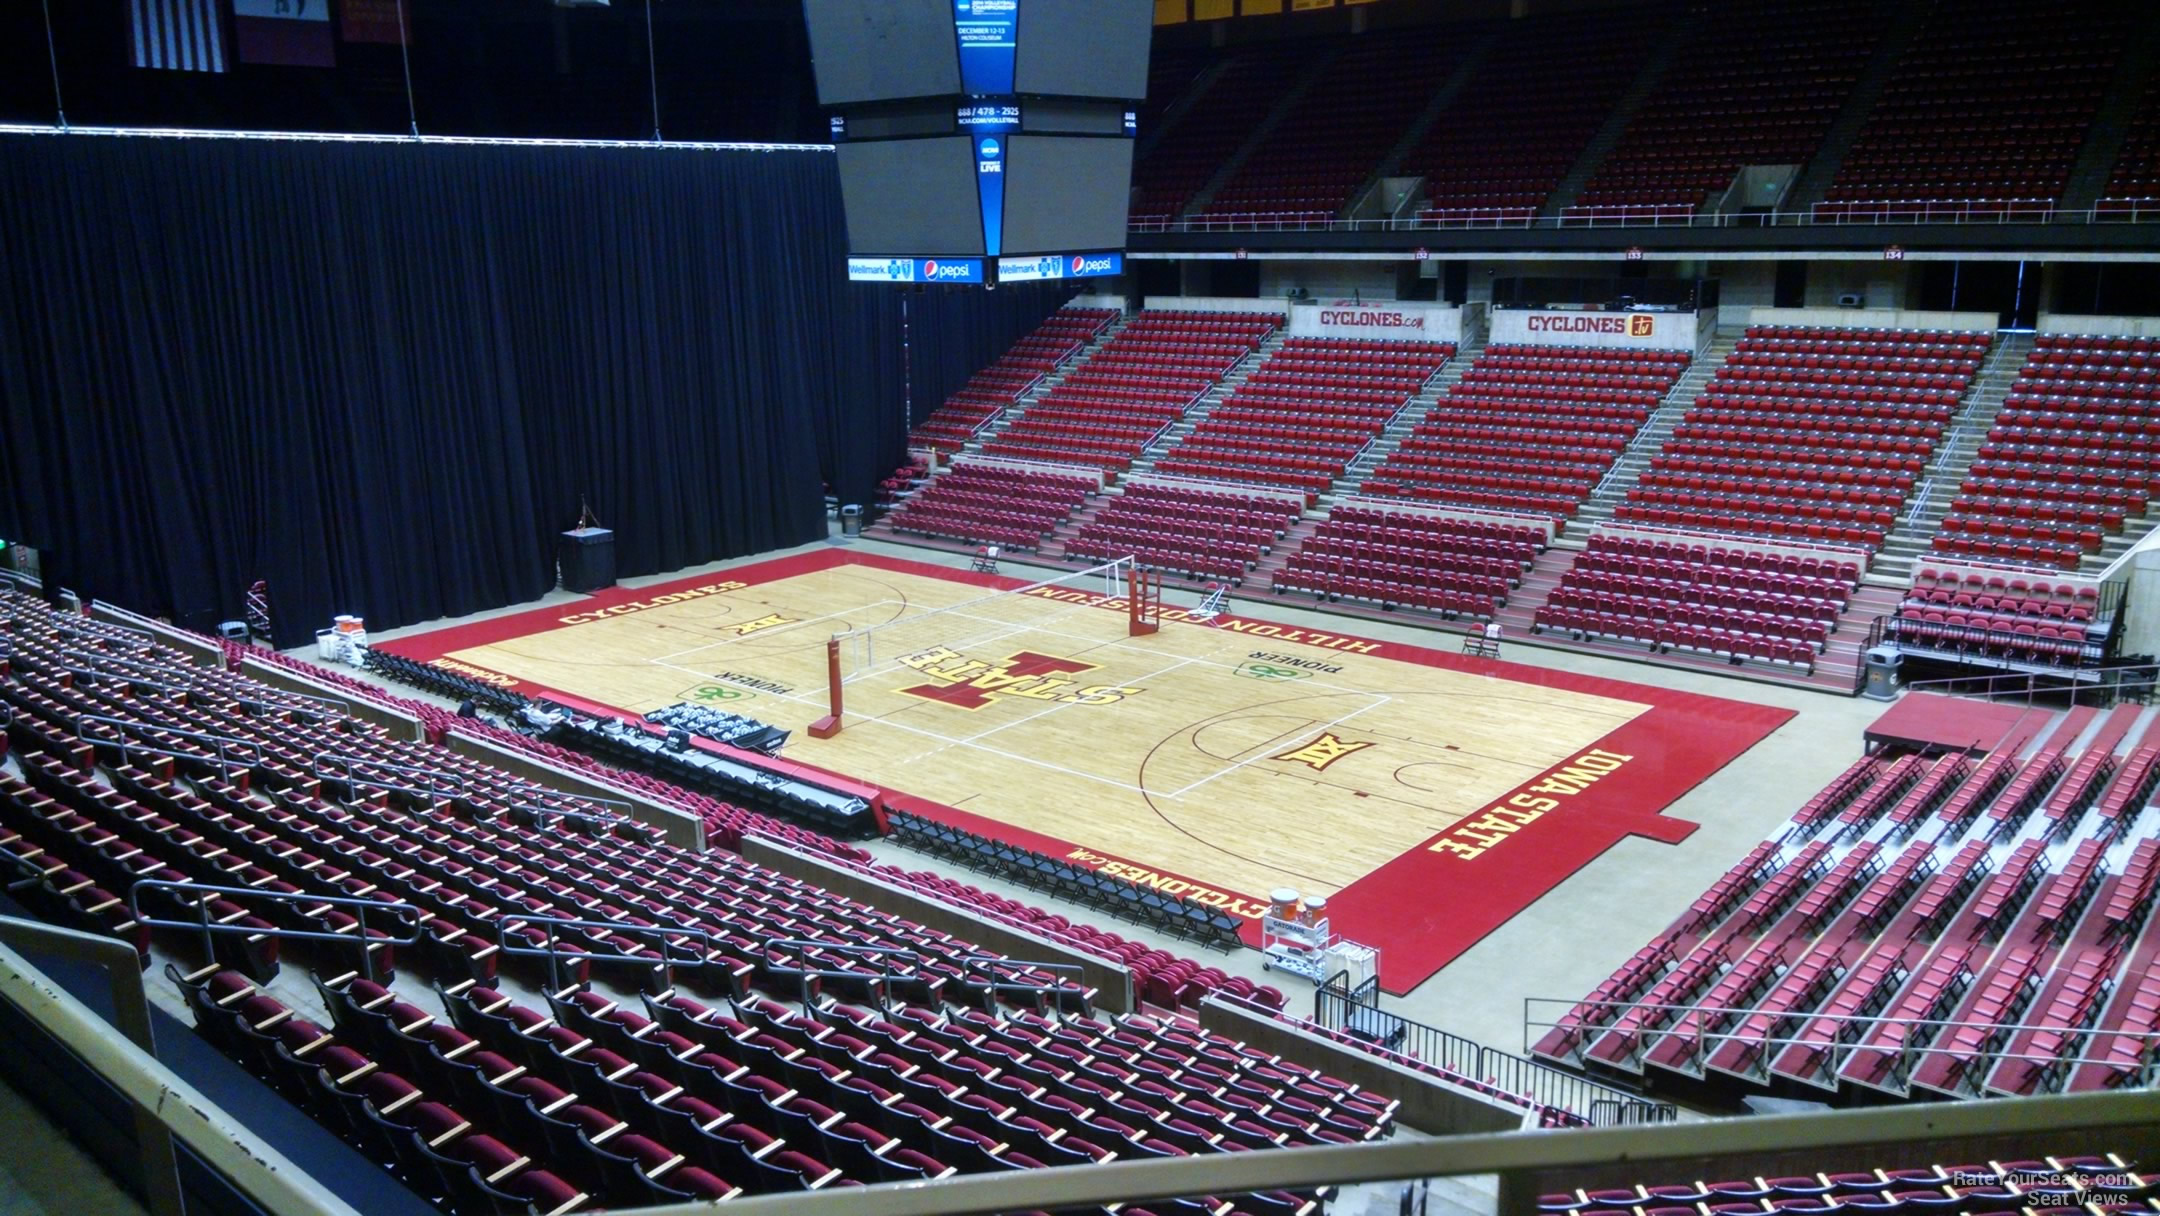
1490;308;1694;349
1288;300;1461;343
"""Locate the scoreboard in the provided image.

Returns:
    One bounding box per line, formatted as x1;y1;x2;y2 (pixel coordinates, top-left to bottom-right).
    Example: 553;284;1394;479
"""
805;0;1150;286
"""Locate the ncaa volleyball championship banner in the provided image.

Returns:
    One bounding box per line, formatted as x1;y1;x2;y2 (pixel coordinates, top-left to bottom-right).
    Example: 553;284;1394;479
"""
1488;307;1697;350
1288;300;1461;343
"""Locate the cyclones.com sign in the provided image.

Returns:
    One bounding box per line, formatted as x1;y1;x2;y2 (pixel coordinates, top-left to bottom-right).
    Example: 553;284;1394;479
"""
1287;300;1461;343
1318;308;1426;330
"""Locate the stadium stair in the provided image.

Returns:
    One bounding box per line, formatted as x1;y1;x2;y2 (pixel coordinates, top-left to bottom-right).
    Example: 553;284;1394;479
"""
1178;45;1349;222
1868;331;2032;586
1126;329;1290;475
1328;338;1481;501
2056;19;2160;214
1570;331;1738;530
962;312;1136;458
1133;55;1236;163
1780;0;1929;213
1339;30;1499;220
1538;6;1699;219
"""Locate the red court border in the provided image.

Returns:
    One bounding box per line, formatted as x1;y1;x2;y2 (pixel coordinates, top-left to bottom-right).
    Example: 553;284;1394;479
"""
380;549;1794;993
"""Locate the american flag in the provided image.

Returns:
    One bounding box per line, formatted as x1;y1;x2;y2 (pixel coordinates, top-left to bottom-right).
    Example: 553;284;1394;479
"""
130;0;229;73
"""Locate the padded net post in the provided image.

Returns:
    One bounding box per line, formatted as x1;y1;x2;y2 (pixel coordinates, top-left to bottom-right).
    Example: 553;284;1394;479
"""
808;636;843;738
1130;568;1162;636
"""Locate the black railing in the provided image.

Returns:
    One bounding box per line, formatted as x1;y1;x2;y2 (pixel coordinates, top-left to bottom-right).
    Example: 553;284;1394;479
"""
74;713;264;772
496;914;714;993
1310;973;1674;1126
313;752;466;801
127;879;421;983
764;937;922;1012
1900;661;2160;710
960;953;1091;1017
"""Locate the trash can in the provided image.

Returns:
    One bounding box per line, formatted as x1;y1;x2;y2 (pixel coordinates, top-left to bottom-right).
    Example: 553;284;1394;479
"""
1862;644;1903;701
840;504;864;537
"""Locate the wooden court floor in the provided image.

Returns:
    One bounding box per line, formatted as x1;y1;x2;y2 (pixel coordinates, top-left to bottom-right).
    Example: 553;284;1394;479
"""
394;552;1655;906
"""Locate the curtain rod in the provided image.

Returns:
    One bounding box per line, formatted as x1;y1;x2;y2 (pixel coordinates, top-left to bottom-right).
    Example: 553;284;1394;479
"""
0;123;832;153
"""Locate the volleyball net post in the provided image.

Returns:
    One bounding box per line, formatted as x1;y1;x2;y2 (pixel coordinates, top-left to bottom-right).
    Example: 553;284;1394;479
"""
1129;567;1162;637
808;637;843;739
806;556;1137;741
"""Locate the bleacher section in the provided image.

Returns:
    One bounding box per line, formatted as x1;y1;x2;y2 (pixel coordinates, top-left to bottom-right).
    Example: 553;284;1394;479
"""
1533;533;1862;673
1403;8;1669;224
1138;48;1212;146
1064;481;1302;585
1129;43;1313;225
1615;325;1990;548
0;587;1414;1212
1568;0;1879;222
1198;29;1471;223
1932;332;2160;571
904;309;1118;455
884;463;1098;552
980;311;1280;474
1533;702;2160;1101
1363;344;1689;523
178;960;1384;1212
1815;0;2128;220
2100;76;2160;216
1891;565;2110;672
1272;505;1542;622
1153;338;1455;495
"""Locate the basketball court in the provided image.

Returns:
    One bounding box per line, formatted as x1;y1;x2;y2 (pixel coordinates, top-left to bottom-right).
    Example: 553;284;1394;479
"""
378;550;1792;991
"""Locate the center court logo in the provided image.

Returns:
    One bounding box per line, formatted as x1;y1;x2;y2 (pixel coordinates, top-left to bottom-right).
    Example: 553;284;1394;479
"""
1272;732;1374;772
894;645;1142;710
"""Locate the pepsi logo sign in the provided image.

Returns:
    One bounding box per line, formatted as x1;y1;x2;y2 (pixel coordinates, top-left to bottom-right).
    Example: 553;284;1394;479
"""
921;260;977;282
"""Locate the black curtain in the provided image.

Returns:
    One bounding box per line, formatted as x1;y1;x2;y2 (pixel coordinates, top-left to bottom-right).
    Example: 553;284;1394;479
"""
903;281;1080;433
0;133;910;645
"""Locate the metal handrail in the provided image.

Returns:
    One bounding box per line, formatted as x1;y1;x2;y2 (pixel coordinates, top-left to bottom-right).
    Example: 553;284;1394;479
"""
505;796;634;833
1310;976;1668;1124
496;914;714;994
313;751;466;800
0;841;50;893
61;661;190;699
58;649;201;685
764;938;923;1011
959;953;1088;1018
1894;660;2157;709
1125;199;2160;234
74;712;265;771
126;879;421;982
